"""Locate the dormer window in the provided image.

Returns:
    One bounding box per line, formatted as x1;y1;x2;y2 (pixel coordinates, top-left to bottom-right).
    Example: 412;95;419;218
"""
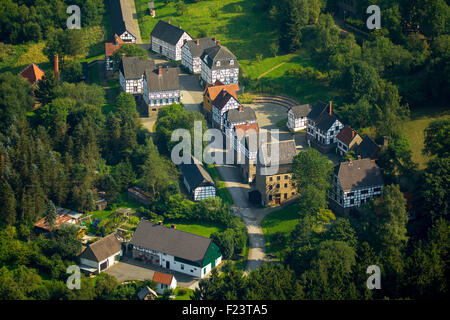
230;59;234;65
216;61;221;67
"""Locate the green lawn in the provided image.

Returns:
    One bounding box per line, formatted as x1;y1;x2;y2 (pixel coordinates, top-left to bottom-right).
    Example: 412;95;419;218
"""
401;111;450;169
261;202;300;254
174;287;194;300
164;220;225;238
205;165;234;205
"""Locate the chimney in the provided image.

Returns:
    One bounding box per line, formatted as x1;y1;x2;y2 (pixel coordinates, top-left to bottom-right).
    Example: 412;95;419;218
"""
352;130;355;138
171;224;176;229
158;65;163;76
54;54;59;82
196;39;199;45
329;101;332;115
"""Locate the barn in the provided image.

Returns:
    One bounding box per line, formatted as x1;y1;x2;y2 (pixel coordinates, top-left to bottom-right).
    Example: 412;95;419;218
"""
79;234;122;275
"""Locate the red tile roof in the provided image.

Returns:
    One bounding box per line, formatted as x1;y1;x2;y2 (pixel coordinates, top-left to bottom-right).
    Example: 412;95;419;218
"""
152;272;174;285
336;125;359;146
204;82;239;101
105;34;125;57
20;63;45;84
34;214;73;231
234;122;259;140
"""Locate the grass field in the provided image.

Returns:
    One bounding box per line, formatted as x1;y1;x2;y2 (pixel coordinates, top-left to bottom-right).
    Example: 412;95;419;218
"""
164;220;225;238
174;287;194;300
401;110;450;169
261;202;300;254
135;0;338;104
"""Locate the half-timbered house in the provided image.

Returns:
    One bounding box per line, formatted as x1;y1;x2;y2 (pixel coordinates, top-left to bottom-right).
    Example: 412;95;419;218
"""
178;155;216;201
143;65;180;113
203;80;239;122
119;56;155;95
211;89;240;129
200;45;239;85
287;104;312;132
151;20;192;61
181;37;218;73
105;34;125;71
110;0;138;43
306;101;344;147
330;158;384;212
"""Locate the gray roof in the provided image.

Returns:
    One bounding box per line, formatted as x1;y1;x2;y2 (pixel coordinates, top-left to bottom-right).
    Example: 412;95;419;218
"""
184;37;217;57
309;101;339;131
120;56;155;79
259;140;297;167
290;104;312;118
178;156;215;190
110;0;138;39
137;286;157;300
79;234;122;262
151;20;190;45
335;158;384;190
145;67;180;92
357;136;380;159
201;45;239;70
130;220;213;266
226;106;256;124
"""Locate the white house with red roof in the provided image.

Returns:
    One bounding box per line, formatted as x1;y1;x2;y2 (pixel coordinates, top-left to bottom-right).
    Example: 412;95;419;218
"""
152;271;177;294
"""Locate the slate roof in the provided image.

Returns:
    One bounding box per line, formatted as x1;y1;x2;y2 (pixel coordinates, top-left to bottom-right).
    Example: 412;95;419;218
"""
184;37;217;57
151;20;190;45
226;106;256;124
178;155;215;190
152;272;174;285
357;136;380;159
120;56;155;79
259;140;297;167
20;63;44;84
309;101;340;132
212;89;238;110
290;104;312;118
110;0;138;39
336;125;360;146
130;220;214;266
201;45;239;70
79;234;122;262
335;158;384;190
145;66;180;92
137;286;158;300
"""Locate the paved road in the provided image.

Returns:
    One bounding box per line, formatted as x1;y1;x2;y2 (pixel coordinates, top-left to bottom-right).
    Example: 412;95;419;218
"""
123;0;143;44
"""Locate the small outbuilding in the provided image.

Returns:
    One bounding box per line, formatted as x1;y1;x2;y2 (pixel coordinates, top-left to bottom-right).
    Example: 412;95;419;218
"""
138;286;158;300
79;234;122;275
152;271;177;294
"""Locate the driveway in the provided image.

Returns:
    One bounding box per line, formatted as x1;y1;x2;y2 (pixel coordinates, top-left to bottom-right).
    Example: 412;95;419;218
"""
122;0;142;44
179;73;203;112
105;257;200;290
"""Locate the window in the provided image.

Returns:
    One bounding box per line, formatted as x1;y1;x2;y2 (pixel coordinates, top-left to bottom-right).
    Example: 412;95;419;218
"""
284;193;287;199
374;187;382;192
350;199;354;205
269;195;272;201
361;190;368;195
276;184;280;189
269;177;273;182
269;185;273;190
347;192;354;197
216;61;221;67
277;176;281;181
181;264;184;270
230;59;234;65
284;183;288;188
284;175;289;180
